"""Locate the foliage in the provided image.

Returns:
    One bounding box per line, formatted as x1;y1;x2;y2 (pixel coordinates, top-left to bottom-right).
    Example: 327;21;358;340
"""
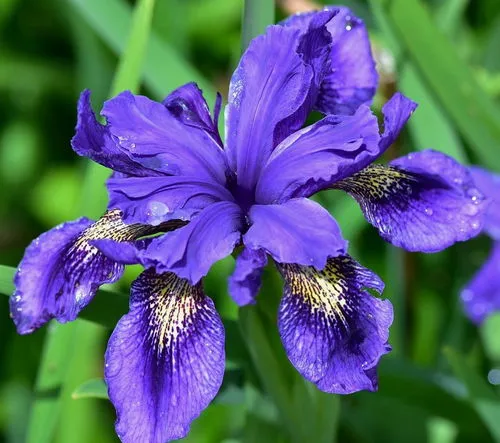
0;0;500;442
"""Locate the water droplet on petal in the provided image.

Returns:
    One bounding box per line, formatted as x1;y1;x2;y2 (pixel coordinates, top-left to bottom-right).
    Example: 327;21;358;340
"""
146;201;170;225
424;207;433;216
345;15;353;31
464;203;479;216
461;289;473;301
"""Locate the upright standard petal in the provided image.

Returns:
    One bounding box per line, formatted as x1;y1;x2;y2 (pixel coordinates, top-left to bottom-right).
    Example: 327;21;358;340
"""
469;167;500;239
228;248;268;306
334;150;487;252
102;91;228;183
141;201;244;284
225;25;313;193
277;255;392;394
256;105;380;203
10;211;149;334
283;7;378;115
461;241;500;324
162;82;223;148
107;175;234;225
105;269;225;443
244;198;347;269
275;9;334;140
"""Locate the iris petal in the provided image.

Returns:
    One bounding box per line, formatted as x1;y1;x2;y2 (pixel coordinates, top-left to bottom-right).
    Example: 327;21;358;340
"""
141;201;244;284
334;150;487;252
225;25;314;192
11;210;150;334
228;248;268;306
71;90;156;177
277;255;392;394
256;105;380;203
244;198;347;269
107;175;234;226
162;82;223;148
469;166;500;240
283;7;378;115
102;91;228;183
461;241;500;324
379;92;418;152
105;269;225;443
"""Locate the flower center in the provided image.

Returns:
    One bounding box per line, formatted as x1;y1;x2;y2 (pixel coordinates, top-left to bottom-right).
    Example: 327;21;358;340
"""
227;175;255;215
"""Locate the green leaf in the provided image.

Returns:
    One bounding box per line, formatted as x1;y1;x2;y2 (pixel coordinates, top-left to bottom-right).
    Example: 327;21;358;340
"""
436;0;470;35
78;0;156;219
68;0;214;101
444;347;500;442
238;307;297;439
25;322;78;443
31;167;81;226
371;0;500;168
110;0;155;96
401;63;467;163
370;4;468;164
55;324;110;443
241;0;275;50
0;264;15;295
72;379;108;400
481;313;500;362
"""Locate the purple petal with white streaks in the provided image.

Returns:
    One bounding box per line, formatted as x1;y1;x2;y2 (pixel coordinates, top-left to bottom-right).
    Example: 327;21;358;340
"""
105;269;225;443
277;255;392;394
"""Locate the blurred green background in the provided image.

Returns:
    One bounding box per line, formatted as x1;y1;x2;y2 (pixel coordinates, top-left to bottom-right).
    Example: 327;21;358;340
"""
1;0;500;442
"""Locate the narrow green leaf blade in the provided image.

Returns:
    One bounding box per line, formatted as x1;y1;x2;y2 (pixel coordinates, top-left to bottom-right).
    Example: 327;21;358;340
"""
68;0;214;100
242;0;275;49
373;0;500;168
110;0;155;95
25;323;77;443
72;379;108;400
444;347;500;442
0;264;14;295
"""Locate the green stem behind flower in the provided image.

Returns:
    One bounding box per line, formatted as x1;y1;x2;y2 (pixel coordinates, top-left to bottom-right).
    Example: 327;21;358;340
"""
242;0;276;50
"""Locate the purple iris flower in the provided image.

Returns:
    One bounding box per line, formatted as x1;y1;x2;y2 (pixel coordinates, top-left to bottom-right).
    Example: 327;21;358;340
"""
10;7;487;443
461;167;500;323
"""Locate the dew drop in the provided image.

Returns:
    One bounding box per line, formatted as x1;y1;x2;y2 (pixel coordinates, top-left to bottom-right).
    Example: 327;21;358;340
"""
488;369;500;385
461;289;473;301
147;201;169;217
146;201;170;225
463;203;479;216
424;207;433;216
467;187;483;200
345;15;353;31
471;220;480;230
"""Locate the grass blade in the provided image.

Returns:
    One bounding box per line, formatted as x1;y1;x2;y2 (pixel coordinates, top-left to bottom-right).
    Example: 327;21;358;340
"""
72;379;108;400
25;323;77;443
444;347;500;442
68;0;214;101
242;0;275;49
372;0;500;168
